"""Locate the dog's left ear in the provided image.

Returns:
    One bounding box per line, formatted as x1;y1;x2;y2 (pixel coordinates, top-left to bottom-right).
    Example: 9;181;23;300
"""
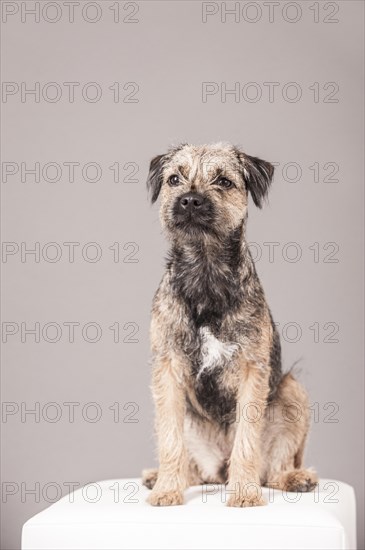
240;153;275;208
146;154;166;203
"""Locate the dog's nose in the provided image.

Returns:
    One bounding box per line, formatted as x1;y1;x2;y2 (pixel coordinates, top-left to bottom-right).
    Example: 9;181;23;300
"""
179;192;204;211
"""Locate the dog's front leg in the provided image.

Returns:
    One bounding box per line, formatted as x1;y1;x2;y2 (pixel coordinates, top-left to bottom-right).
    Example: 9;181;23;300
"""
227;361;270;507
148;354;188;506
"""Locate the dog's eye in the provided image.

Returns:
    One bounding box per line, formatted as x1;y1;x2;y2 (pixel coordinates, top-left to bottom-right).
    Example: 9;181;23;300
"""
217;177;233;189
169;174;180;186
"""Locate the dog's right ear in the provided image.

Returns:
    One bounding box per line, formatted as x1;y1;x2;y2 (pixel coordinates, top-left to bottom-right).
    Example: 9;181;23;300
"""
146;154;166;203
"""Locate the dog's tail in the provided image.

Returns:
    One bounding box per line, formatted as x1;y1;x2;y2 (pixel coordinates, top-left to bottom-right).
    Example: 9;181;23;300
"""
283;357;304;379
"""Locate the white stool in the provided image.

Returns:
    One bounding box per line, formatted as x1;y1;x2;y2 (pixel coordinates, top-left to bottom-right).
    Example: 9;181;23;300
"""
22;478;356;550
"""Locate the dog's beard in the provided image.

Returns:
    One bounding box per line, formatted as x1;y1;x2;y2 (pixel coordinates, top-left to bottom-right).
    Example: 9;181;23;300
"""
172;213;215;236
168;197;217;238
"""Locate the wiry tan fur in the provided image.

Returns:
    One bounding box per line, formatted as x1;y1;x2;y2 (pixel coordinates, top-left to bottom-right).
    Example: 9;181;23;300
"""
142;143;318;506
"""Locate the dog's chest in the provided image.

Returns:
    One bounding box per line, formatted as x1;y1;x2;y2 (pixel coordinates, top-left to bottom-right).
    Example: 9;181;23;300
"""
189;327;239;423
197;327;238;377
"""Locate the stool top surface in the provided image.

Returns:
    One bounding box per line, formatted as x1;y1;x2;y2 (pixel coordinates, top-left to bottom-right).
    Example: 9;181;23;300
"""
23;478;355;529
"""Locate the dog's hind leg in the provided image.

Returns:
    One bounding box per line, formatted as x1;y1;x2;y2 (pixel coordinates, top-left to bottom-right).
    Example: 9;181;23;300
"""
261;373;318;492
142;468;159;490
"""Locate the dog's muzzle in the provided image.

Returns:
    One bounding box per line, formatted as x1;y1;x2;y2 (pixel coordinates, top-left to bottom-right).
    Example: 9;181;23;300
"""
173;192;214;230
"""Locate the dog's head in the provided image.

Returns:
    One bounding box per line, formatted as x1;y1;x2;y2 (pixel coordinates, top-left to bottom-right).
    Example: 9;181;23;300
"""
147;143;274;240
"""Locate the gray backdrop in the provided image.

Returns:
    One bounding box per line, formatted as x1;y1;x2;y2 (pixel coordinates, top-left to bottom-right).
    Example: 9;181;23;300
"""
1;1;364;548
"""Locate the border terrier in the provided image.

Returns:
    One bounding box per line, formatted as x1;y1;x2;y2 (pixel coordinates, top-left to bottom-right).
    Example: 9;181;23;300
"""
142;143;318;507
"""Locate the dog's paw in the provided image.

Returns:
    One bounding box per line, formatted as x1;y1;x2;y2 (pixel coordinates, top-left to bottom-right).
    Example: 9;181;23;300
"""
227;492;267;508
284;469;318;493
147;489;184;506
142;468;158;490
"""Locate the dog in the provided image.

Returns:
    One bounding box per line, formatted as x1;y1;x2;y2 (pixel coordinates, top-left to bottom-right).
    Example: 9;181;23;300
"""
142;142;318;507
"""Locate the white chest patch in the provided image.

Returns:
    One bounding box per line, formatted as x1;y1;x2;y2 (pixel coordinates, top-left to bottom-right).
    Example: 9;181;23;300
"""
198;327;239;378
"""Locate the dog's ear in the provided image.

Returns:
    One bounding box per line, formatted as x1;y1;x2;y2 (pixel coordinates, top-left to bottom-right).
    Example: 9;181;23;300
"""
241;154;274;208
146;154;166;203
